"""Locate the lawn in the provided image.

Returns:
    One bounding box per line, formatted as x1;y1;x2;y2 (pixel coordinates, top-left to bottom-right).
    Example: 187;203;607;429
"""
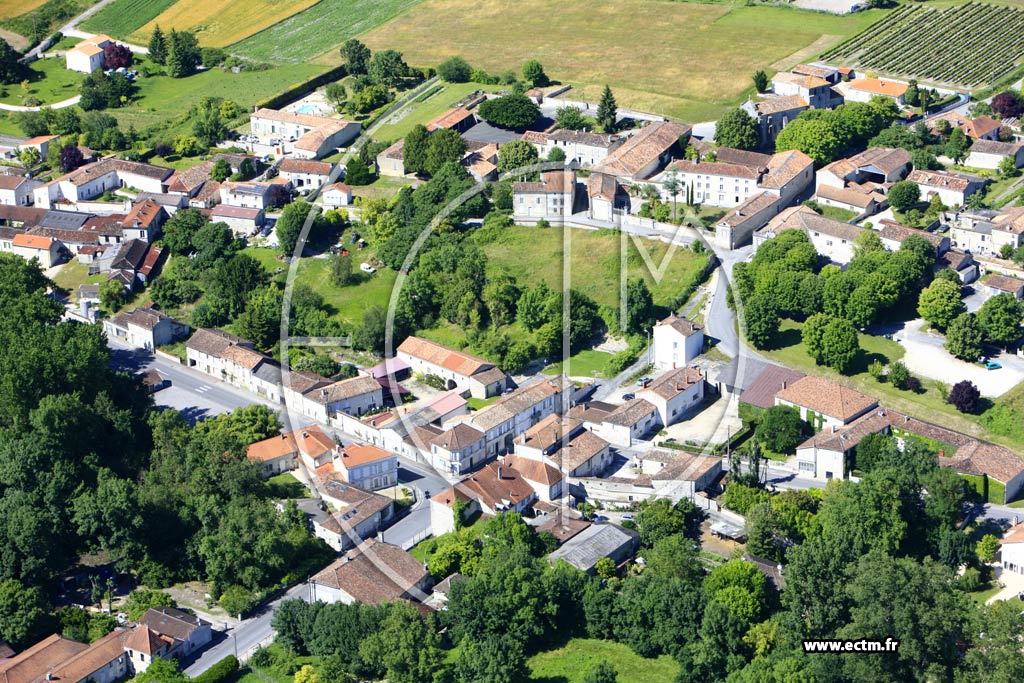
479;226;705;310
229;0;424;64
80;0;179;40
360;0;888;121
131;0;321;47
50;260;104;298
542;349;615;379
371;80;499;142
264;472;309;499
295;254;398;328
0;57;83;107
759;319;1024;451
528;638;679;683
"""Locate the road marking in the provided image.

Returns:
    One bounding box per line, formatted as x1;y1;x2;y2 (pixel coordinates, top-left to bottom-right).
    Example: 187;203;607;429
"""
196;386;211;393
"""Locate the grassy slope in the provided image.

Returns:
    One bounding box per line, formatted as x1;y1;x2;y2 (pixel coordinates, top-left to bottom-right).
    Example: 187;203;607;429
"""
0;57;83;107
131;0;321;47
80;0;178;39
528;639;679;683
360;0;887;121
229;0;423;64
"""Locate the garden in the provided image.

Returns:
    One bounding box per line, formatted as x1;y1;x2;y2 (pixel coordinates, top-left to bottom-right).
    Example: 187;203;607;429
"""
0;55;82;107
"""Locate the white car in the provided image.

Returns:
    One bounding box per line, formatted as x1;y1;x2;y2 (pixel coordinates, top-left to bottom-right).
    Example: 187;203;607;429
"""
360;263;376;274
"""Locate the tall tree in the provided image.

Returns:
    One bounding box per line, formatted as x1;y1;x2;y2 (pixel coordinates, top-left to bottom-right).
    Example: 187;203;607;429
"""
402;124;430;175
522;59;549;87
944;311;983;361
917;278;965;330
341;39;371;75
596;85;617;133
715;108;759;150
978;292;1023;346
166;30;201;78
0;39;23;85
369;50;407;88
945;127;970;165
752;69;768;93
148;25;167;65
424;128;467;175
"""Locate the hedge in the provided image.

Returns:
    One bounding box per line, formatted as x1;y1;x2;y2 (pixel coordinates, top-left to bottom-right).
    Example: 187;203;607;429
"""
254;65;349;111
191;656;238;683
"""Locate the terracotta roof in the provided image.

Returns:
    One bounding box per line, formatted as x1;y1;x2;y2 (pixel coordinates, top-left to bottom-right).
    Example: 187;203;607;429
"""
0;206;47;226
669;158;760;180
754;95;809;116
775;376;877;422
877;220;945;247
773;71;830;89
308;374;381;404
504;454;564;486
847;78;908;97
426;107;475;131
994;206;1024;234
603;398;658;427
942;440;1024;485
468;377;566;431
108;307;173;331
139;607;208;642
715;147;772;170
791;63;835;80
221;344;268;370
378;139;404;160
984;274;1024;294
247;425;335;463
124;625;165;656
515;414;581;453
797;408;892;452
815;184;883;209
310;539;428;605
70;43;103;56
640;366;703;400
47;629;129;683
65;158;172;186
560;430;610;472
252;107;341;129
513;169;575;195
211;205;262;220
457;461;536;510
964;116;1002;139
186;327;249;356
907;169;977;193
521;131;549;145
821;147;911;180
430;422;484;451
596;121;691;178
324;182;352;194
0;635;88;683
279;158;333;175
656;313;702;337
649;450;722;482
969;139;1022;156
760;204;864;244
939;249;973;271
566;400;617;424
167;161;214;193
739;364;806;409
587;171;621;201
718;192;780;229
12;233;52;249
21;135;58;146
294;121;350;153
25;226;98;245
549;129;620;148
339;444;394;468
761;149;814;189
123;199;164;228
1002;521;1024;545
0;175;28;191
397;336;495;377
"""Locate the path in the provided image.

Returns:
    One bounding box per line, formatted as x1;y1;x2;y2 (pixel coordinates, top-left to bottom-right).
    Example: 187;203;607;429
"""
0;95;81;112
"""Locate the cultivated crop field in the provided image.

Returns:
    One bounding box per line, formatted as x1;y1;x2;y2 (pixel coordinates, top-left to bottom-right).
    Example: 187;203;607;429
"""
229;0;423;64
80;0;178;39
821;2;1024;88
360;0;887;121
131;0;320;47
0;0;47;20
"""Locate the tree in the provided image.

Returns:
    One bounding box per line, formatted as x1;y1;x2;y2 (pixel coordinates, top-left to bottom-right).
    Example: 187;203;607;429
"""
714;108;758;150
945;312;983;361
888;360;910;388
992;91;1024;118
522;59;549;87
166;30;201;78
596;85;617;132
477;93;540;129
556;105;588;130
148;25;168;65
369;49;408;88
276;202;315;255
583;661;618;683
353;305;387;352
497;139;539;173
945;127;970;165
402;124;430;175
329;253;353;286
948;379;980;414
210;158;232;183
99;279;126;312
0;579;46;649
425;128;467;175
293;665;317;683
752;69;769;93
58;144;84;173
887;180;921;211
547;146;566;162
193;101;227;146
917;278;965;330
122;588;176;621
978;292;1024;346
977;534;1001;563
455;634;528;683
437;56;472;83
774;116;845;165
103;43;132;70
999;155;1020;179
345;157;374;185
755;405;807;454
18;146;39;169
0;39;23;85
624;279;655;334
341;39;371;75
743;293;779;349
134;657;186;683
633;498;703;547
813;316;859;373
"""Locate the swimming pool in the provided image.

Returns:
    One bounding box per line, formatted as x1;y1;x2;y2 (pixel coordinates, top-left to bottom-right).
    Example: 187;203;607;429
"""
294;104;320;115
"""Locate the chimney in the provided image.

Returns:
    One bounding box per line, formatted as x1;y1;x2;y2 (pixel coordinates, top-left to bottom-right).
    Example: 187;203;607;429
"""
831;425;836;433
497;466;504;479
782;380;787;390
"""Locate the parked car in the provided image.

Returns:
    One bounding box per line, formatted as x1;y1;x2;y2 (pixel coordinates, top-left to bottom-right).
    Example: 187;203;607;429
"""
622;392;635;401
360;263;376;274
592;515;609;523
985;361;1002;370
635;376;653;387
621;514;634;521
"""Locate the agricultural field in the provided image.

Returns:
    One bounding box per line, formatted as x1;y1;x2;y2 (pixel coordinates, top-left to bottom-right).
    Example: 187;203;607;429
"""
132;0;321;47
228;0;423;64
79;0;178;40
360;0;887;121
0;0;47;21
1;0;91;43
821;2;1024;89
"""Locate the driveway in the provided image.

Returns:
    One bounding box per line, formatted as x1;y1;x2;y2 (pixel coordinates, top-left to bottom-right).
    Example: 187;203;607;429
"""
883;318;1024;397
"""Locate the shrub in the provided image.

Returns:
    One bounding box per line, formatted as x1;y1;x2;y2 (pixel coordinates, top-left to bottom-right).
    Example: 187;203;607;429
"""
947;380;980;413
888;360;910;388
192;656;238;683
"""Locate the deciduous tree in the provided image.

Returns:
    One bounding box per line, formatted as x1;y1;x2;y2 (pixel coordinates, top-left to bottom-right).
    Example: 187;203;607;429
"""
715;108;758;150
917;278;966;330
478;93;540;129
947;379;980;414
978;292;1023;346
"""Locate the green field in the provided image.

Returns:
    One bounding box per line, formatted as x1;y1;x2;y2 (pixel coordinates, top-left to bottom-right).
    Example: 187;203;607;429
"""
229;0;424;64
0;57;83;107
542;349;616;379
80;0;179;39
295;253;399;328
372;81;499;142
361;0;888;121
527;639;679;683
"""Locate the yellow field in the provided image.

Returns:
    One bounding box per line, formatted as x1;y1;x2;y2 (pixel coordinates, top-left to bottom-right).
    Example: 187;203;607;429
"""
361;0;887;121
0;0;47;20
132;0;321;47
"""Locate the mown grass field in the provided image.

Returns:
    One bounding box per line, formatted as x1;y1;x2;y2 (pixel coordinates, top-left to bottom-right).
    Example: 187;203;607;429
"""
132;0;321;47
80;0;178;39
527;639;679;683
0;57;83;106
229;0;423;64
360;0;888;121
371;80;500;142
0;0;47;21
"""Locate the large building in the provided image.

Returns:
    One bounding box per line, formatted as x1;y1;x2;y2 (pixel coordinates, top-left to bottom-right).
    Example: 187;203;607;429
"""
397;336;508;399
249;108;361;160
653;313;704;370
512;169;577;224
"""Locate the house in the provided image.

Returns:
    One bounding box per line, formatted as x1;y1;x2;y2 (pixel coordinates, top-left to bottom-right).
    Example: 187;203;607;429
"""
447;460;538;515
814;185;885;216
96;239;152;287
586;172;629;221
17;135;59;160
397;336;508;399
595;398;660;447
965;139;1024;170
102;309;187;351
984;274;1024;299
65;35;112;73
0;635;91;683
791;63;842;84
376;139;406;177
309;540;431;605
714;192;785;250
514;413;581;461
460;142;499;182
0;631;132;683
35;158;173;209
512;169;577;223
907;169;985;208
11;233;61;267
311;489;394;552
816;147;912;190
653;313;704;370
665;159;763;208
166;161;214;198
185;327;253;376
876;219;949;255
245;432;300;476
513;413;613;478
503;454;564;502
795;408;893;480
754;205;865;265
759;149;816;206
742;95;809;145
322;182;353;207
219;181;276;210
940;440;1024;504
462;377;569;457
335;444;398;491
0;175;41;206
428;422;487;476
929;111;1003;141
279;158;334;192
838;78;908;104
543;129;623;168
771;71;834;108
211;205;265;236
998;522;1024;575
429;486;480;536
948;207;1024;256
938;249;978;283
546;523;640;573
637;366;705;427
774;375;878;429
121;200;167;242
295;374;385;422
594;121;691;181
739;364;806;414
249;108;361;160
125;607;212;671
